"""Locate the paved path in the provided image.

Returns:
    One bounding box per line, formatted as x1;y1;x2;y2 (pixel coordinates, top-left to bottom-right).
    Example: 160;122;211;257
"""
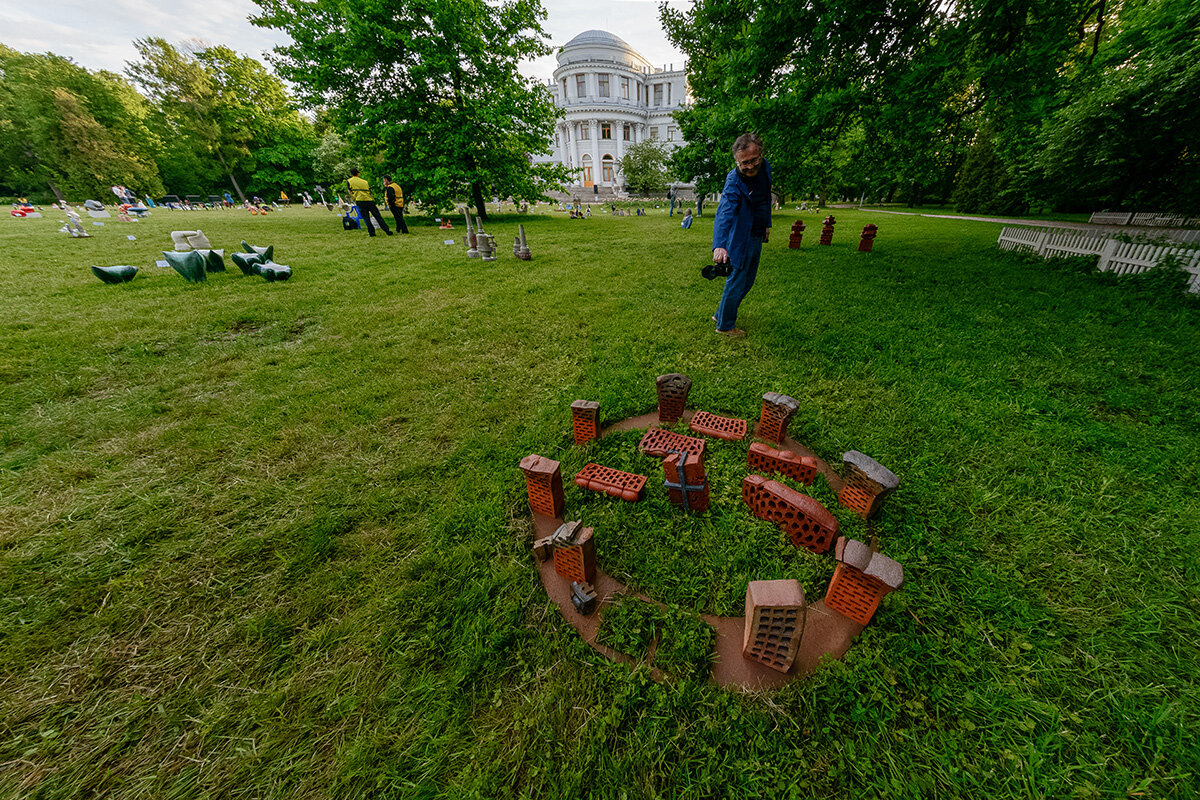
860;208;1118;230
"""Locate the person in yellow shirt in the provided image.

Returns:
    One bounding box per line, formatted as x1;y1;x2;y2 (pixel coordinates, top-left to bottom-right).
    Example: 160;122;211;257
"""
383;176;409;234
346;168;392;236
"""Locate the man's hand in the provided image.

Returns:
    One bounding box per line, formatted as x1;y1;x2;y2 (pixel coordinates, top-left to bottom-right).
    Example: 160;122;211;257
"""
762;229;770;243
713;247;729;264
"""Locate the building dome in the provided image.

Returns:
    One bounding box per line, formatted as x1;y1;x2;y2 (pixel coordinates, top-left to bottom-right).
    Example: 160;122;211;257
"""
557;29;650;69
563;30;634;50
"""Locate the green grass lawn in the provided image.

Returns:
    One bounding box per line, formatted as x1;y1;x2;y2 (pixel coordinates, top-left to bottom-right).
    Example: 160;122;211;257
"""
1;204;1198;799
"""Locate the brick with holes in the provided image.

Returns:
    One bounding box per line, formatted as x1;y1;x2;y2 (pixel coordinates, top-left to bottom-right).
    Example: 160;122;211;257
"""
742;579;807;673
757;392;800;443
570;399;600;444
742;475;839;553
689;410;748;441
663;450;709;512
570;580;598;615
575;463;647;502
519;454;565;517
551;522;596;584
638;428;706;459
838;450;899;519
656;373;692;423
825;536;904;625
747;442;818;485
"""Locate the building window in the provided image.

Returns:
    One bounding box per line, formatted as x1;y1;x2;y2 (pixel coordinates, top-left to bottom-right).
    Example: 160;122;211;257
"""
576;74;586;97
621;77;629;100
601;122;612;140
561;78;567;98
667;126;676;141
602;155;615;183
650;126;659;140
598;74;610;98
555;133;560;147
580;123;590;140
654;84;663;106
623;123;631;141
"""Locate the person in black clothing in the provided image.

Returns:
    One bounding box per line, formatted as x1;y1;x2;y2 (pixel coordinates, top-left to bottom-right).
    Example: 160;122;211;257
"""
383;176;409;234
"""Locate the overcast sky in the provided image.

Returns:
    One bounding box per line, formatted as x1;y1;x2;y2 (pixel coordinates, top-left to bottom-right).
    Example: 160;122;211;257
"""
1;0;688;86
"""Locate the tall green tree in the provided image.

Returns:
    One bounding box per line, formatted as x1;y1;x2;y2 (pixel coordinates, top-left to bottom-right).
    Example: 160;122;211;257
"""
620;140;669;196
251;0;572;219
0;45;162;200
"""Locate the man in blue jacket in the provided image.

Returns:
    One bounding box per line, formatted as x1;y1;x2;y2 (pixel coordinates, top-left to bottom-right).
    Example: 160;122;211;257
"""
712;133;772;337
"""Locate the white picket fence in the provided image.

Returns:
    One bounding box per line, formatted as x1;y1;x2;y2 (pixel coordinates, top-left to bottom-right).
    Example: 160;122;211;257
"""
998;227;1200;294
1089;211;1200;227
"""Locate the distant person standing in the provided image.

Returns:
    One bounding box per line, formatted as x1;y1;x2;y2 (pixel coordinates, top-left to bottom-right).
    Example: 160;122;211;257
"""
668;184;677;216
346;168;392;237
711;133;772;338
383;177;409;234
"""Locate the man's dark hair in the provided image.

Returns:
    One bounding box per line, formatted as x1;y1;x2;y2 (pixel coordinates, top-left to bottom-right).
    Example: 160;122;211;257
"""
384;176;392;182
732;133;763;157
350;168;360;176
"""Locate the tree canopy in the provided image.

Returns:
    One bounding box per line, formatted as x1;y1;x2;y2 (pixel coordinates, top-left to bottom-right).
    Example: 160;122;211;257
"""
251;0;571;218
621;140;670;196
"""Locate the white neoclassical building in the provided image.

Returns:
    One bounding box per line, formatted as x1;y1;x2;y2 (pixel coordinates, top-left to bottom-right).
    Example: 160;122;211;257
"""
537;30;689;194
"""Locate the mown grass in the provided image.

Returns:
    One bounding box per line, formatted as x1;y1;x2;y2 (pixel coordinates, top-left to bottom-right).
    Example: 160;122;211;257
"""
1;203;1198;799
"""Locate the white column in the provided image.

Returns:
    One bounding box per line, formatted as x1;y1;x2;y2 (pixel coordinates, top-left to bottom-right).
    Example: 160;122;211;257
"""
572;122;582;184
591;117;601;189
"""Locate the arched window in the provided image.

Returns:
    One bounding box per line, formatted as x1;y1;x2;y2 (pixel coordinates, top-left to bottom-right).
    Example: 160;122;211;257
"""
602;154;615;183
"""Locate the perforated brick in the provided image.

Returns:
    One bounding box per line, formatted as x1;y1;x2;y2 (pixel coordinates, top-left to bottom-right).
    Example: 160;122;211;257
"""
837;451;900;519
638;428;706;459
570;580;598;615
742;579;806;673
825;536;905;625
553;526;596;583
570;399;600;444
747;443;818;485
689;411;748;441
656;373;692;422
742;475;838;554
663;450;709;512
757;392;800;443
519;453;565;517
575;463;647;502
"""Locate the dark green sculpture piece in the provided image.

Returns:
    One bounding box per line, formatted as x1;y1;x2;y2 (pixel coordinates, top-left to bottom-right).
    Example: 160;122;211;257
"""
240;241;274;262
197;249;226;272
91;265;138;284
230;252;264;276
258;262;292;282
161;250;207;283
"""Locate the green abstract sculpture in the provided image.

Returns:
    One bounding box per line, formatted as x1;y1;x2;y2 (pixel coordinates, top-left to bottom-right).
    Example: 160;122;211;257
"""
258;262;292;282
91;265;138;284
230;252;264;276
240;241;274;262
196;249;226;272
161;250;207;283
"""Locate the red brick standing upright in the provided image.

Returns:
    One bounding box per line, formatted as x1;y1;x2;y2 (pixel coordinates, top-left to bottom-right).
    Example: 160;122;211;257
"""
549;520;596;584
742;474;839;553
742;579;807;673
824;536;904;625
663;450;710;512
570;399;600;444
747;442;817;485
656;373;692;423
858;224;878;252
756;392;799;443
788;220;806;249
519;453;565;517
838;450;899;519
819;215;836;245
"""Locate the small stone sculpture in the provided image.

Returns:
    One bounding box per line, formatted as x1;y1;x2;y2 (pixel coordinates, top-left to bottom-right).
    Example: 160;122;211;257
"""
196;249;225;272
231;252;264;276
258;262;292;282
570;581;598;615
91;265;138;284
240;241;274;262
464;209;479;258
477;232;497;261
171;230;198;251
516;224;531;260
161;250;208;283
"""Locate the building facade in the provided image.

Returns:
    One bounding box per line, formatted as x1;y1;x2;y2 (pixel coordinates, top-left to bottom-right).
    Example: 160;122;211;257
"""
538;30;688;193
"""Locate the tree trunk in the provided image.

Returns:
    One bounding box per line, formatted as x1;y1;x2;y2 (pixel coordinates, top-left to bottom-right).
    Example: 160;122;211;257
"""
472;181;488;222
214;149;246;203
48;181;68;206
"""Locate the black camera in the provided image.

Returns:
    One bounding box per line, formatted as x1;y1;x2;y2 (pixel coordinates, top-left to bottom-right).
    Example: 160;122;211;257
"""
701;261;732;280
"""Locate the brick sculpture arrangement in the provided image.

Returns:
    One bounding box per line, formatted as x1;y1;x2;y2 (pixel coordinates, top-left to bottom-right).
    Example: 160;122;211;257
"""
656;373;692;422
757;392;800;443
859;224;878;252
663;450;710;512
838;450;900;519
689;410;748;441
825;537;904;625
743;579;807;673
515;376;907;685
570;400;600;444
747;443;817;485
742;475;839;554
519;453;565;517
575;463;647;502
788;220;806;249
820;215;836;245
